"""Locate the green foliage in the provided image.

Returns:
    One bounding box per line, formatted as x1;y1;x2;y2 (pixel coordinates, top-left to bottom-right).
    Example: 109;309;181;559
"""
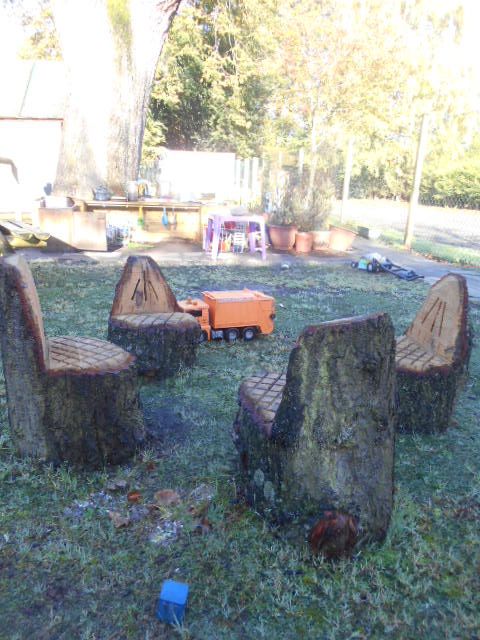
144;0;278;158
421;146;480;210
379;229;480;268
18;2;61;60
281;168;334;231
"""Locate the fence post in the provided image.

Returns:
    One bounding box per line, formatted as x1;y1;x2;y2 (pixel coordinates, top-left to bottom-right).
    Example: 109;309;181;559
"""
242;158;251;205
340;137;354;224
404;114;429;249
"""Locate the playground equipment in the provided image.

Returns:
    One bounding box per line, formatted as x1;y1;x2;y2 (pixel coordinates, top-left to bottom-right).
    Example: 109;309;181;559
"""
178;289;275;342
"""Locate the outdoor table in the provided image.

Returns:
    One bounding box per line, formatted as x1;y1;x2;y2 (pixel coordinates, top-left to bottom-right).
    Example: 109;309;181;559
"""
204;212;267;261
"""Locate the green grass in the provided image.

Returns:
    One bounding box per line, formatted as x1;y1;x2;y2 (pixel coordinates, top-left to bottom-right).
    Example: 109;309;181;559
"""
1;261;479;639
379;229;480;268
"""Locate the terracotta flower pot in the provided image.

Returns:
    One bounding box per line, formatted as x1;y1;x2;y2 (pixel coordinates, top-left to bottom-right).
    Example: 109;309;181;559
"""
328;225;357;252
268;224;297;251
295;231;313;253
312;229;331;250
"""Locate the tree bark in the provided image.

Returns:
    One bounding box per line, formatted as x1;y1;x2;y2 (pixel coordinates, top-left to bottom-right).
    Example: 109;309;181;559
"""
395;273;472;433
108;255;200;377
0;255;144;467
108;314;200;377
233;313;397;548
52;0;182;198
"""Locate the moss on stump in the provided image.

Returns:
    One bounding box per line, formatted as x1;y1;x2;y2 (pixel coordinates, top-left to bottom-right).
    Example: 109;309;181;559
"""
233;313;397;549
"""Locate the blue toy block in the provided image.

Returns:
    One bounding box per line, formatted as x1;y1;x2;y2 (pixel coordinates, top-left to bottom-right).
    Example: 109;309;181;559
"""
157;580;189;625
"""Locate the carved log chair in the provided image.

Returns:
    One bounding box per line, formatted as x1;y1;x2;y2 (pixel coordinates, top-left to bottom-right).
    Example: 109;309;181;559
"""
233;313;397;554
396;273;471;433
108;256;200;378
0;254;144;467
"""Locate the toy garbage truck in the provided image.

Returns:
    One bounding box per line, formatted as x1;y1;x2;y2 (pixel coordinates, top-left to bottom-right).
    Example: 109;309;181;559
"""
178;289;275;342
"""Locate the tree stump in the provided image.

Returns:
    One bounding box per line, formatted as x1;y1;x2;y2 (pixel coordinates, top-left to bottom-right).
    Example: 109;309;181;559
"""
108;256;200;378
0;231;14;256
396;274;471;433
233;313;397;551
0;254;144;467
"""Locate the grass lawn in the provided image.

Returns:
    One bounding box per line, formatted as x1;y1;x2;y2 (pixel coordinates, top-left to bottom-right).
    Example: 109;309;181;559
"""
1;259;479;639
378;230;480;269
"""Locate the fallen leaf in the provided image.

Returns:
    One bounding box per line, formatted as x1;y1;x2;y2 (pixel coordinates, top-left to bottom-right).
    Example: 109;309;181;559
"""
153;489;181;507
108;511;130;529
194;517;213;535
127;490;142;504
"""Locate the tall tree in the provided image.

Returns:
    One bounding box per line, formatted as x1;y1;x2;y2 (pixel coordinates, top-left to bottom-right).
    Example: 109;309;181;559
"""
145;0;278;158
271;0;412;209
51;0;182;198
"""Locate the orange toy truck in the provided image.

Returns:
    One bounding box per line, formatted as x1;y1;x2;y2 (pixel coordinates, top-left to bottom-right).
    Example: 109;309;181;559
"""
178;289;275;342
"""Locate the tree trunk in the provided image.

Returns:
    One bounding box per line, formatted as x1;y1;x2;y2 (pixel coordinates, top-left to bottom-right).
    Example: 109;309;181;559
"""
0;255;145;468
108;255;200;377
234;313;397;549
108;314;200;377
304;109;319;211
52;0;182;198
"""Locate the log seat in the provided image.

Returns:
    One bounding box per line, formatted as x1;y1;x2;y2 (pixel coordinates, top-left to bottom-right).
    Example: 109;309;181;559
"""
395;273;471;433
238;372;286;437
108;256;200;378
0;254;144;467
233;313;397;553
48;336;134;374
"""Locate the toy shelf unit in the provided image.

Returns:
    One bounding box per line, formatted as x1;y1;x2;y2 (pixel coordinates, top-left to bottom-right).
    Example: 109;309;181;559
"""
178;289;275;342
204;212;267;260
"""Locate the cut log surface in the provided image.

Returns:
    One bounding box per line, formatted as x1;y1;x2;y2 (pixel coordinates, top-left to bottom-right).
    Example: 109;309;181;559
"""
395;274;471;433
233;313;397;549
0;254;144;467
109;256;200;377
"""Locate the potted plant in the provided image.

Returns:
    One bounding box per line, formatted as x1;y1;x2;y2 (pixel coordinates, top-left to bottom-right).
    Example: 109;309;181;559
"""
292;209;315;253
267;208;297;251
283;169;334;253
328;223;357;251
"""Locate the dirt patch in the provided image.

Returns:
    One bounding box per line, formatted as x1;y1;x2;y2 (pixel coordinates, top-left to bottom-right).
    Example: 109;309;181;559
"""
143;404;196;448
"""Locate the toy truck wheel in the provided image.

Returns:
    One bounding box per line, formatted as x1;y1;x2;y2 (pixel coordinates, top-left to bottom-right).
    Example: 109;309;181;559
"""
242;327;256;341
367;262;374;273
225;328;239;343
199;330;208;343
351;261;358;269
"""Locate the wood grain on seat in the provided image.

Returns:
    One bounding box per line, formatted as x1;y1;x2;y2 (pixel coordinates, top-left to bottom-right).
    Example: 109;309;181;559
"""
396;274;469;373
110;255;180;316
238;372;286;437
48;336;134;374
395;273;471;433
108;256;200;377
112;312;196;330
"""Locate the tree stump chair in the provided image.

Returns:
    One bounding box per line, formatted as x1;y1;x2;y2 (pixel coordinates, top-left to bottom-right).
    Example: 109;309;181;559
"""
0;254;144;467
108;256;200;378
233;313;397;554
396;273;471;433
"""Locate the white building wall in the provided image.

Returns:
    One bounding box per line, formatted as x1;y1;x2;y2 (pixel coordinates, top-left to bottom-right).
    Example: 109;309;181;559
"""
0;119;62;214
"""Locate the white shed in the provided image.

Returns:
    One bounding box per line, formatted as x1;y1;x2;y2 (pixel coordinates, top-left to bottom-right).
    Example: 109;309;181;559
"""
0;60;65;215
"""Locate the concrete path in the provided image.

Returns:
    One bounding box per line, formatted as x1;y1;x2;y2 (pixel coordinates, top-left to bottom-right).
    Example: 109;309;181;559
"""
349;237;480;300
